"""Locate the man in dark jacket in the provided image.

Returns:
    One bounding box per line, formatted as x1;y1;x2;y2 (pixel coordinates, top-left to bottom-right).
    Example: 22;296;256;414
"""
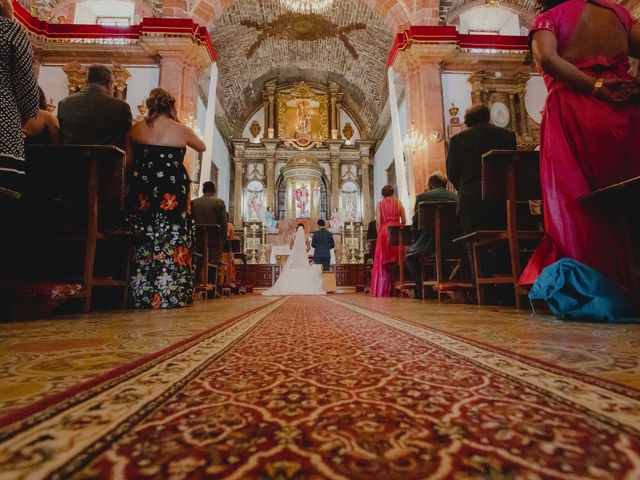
311;219;335;271
446;103;517;235
192;181;227;264
405;172;458;299
58;65;132;148
446;103;517;281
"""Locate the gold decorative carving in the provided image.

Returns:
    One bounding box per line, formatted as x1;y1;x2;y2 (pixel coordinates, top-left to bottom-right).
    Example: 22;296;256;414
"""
276;82;329;141
449;103;460;124
62;61;87;94
111;63;131;98
342;122;354;141
249;120;262;138
240;13;365;59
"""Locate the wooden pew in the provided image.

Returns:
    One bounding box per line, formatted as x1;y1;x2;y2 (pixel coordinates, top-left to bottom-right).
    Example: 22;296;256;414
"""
453;150;543;308
387;225;414;296
194;224;223;299
15;145;132;314
417;201;472;301
579;176;640;311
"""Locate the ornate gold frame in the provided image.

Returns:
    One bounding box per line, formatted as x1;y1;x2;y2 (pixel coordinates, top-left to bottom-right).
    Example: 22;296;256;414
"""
276;82;329;140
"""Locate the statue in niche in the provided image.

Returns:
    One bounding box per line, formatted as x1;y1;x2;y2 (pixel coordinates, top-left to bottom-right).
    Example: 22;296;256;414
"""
295;100;312;138
248;191;263;221
329;207;342;232
264;206;278;229
344;196;357;222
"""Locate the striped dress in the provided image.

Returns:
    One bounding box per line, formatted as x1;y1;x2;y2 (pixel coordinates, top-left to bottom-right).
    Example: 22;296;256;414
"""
0;17;38;199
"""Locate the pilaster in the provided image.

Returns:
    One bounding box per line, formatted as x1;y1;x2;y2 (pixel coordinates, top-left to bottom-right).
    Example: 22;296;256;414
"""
394;44;456;196
263;139;280;209
326;139;343;210
232;140;248;225
358;141;374;225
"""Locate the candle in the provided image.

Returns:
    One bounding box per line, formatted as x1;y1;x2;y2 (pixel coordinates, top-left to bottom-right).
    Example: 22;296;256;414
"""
243;225;247;252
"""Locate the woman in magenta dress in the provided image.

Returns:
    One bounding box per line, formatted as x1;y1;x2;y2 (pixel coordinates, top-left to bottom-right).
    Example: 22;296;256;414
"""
370;184;406;297
520;0;640;292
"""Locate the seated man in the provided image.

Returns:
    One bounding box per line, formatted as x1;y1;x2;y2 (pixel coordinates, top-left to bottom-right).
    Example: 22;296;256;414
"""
192;181;227;264
405;172;458;299
311;219;335;271
58;65;132;148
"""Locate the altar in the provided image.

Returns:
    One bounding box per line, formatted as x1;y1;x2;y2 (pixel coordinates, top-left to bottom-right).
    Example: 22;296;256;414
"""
231;81;374;273
269;244;337;265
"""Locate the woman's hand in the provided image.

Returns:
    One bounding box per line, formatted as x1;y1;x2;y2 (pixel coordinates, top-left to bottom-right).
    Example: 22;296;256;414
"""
596;78;640;103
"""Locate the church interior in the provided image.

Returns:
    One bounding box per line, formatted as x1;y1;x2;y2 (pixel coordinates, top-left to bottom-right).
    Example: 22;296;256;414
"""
1;0;640;476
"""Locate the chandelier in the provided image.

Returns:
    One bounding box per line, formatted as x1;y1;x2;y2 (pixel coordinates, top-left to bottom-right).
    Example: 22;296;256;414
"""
280;0;333;14
402;121;427;153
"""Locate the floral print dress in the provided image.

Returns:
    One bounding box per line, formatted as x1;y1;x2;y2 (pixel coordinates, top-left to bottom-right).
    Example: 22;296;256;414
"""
126;144;194;308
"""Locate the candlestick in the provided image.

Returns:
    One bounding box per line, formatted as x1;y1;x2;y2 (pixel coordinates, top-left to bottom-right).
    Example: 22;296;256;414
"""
243;225;247;253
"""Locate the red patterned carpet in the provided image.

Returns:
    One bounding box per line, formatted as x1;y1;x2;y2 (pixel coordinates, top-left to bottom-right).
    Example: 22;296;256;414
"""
1;296;640;479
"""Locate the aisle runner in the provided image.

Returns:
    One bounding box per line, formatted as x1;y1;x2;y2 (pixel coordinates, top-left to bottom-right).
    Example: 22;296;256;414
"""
1;297;640;479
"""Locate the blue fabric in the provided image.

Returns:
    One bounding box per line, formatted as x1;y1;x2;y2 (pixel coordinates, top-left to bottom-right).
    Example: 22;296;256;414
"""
529;258;638;323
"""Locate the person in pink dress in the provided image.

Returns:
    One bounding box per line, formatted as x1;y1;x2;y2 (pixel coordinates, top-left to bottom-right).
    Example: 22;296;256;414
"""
370;185;406;297
520;0;640;292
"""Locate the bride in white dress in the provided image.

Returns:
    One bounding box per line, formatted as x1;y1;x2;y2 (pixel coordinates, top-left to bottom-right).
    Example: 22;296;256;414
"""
263;225;325;296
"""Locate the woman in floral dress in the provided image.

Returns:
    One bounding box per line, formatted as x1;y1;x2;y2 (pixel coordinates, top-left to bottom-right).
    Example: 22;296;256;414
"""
125;88;205;308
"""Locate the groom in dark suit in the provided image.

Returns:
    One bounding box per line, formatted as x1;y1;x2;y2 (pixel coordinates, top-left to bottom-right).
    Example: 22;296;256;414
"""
311;219;335;271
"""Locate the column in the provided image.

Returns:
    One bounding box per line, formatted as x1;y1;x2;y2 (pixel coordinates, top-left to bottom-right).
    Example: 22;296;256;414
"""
266;82;276;139
262;90;269;135
403;57;448;207
518;89;530;136
508;93;518;134
264;141;277;210
328;140;342;210
387;67;411;221
335;92;343;138
158;52;185;116
233;157;244;226
330;96;337;139
360;157;371;225
199;63;218;196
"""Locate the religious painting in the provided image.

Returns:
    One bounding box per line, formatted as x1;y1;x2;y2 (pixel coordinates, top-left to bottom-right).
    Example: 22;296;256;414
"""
277;82;329;141
294;181;312;218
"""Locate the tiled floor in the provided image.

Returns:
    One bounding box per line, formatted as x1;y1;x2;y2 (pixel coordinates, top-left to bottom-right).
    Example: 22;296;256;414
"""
1;293;638;417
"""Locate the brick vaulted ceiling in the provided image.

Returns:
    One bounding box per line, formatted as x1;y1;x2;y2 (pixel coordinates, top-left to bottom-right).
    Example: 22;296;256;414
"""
209;0;394;137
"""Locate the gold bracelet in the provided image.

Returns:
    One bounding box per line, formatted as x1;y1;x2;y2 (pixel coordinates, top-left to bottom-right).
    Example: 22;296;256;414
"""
591;78;604;96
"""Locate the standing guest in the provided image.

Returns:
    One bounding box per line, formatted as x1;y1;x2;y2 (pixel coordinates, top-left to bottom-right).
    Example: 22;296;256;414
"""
405;172;458;299
125;88;205;309
58;65;132;148
446;104;517;280
311;218;335;271
191;181;227;264
0;0;39;201
23;87;60;145
520;0;640;292
370;184;406;297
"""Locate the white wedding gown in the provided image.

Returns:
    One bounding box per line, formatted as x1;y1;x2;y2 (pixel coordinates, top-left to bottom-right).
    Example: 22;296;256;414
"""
263;226;325;296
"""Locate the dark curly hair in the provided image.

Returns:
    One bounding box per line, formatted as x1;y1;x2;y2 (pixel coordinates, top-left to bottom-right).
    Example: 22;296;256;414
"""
537;0;568;11
381;184;394;197
145;88;177;126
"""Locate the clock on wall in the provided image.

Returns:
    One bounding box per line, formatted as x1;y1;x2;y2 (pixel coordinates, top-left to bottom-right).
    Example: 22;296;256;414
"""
490;101;510;128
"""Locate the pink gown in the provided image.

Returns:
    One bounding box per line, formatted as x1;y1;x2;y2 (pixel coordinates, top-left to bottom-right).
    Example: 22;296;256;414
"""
370;197;402;297
520;0;640;291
